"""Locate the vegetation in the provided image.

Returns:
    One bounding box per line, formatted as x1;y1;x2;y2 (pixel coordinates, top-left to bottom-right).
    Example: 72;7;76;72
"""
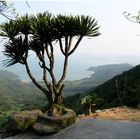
0;71;47;134
0;11;100;115
64;64;140;115
91;64;140;108
81;94;103;115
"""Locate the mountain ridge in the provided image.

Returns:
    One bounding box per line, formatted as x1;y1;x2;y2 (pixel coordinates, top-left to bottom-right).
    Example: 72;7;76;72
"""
64;63;133;95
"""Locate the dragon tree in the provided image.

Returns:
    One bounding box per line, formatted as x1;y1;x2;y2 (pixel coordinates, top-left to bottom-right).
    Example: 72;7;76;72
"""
0;12;100;115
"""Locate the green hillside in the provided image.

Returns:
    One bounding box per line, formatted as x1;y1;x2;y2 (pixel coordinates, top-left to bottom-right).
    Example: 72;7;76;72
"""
0;79;47;112
0;71;47;116
92;64;140;108
0;71;48;134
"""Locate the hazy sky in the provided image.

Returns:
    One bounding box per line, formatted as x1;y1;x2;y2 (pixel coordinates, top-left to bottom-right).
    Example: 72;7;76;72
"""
7;0;140;57
0;0;140;80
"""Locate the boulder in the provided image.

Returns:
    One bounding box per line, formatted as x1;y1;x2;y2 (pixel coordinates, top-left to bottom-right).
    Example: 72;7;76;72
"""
8;110;42;133
32;105;76;135
33;122;59;135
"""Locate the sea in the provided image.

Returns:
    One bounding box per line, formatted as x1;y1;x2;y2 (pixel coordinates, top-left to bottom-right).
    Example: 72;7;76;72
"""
0;53;140;81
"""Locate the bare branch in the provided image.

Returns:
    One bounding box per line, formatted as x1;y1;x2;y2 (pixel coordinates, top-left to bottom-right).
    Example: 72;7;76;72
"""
26;0;31;8
0;12;14;20
0;1;17;20
123;11;140;23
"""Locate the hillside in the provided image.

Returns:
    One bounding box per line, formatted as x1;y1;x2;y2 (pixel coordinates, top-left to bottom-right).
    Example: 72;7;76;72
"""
92;64;140;108
64;64;140;115
0;70;47;114
0;79;47;112
64;63;132;95
0;70;19;81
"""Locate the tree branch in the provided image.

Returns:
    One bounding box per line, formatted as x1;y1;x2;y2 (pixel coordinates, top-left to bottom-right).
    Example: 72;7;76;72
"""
44;42;57;94
59;38;65;55
123;11;140;23
25;60;49;96
68;36;83;56
26;0;31;8
57;55;68;87
41;47;50;88
67;36;72;53
65;36;68;54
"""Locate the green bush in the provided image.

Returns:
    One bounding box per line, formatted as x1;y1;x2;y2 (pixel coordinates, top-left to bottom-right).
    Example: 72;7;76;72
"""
0;116;9;133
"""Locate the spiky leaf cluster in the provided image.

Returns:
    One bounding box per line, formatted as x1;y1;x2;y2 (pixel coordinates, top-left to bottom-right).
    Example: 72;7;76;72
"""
0;12;100;67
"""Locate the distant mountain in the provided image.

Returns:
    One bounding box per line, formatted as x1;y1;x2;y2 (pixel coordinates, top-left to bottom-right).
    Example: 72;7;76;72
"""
64;63;133;95
87;63;133;83
0;70;19;81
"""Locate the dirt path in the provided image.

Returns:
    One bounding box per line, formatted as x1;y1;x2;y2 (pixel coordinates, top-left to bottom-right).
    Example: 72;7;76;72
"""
78;106;140;121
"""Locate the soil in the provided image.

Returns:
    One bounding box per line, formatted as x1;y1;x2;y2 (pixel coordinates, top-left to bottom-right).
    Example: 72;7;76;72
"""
78;106;140;122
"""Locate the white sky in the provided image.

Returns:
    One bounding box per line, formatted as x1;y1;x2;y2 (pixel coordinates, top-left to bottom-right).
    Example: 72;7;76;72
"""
6;0;140;57
1;0;140;62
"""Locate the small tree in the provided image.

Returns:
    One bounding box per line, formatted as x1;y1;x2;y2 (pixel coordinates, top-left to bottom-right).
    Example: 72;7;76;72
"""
81;94;103;115
0;12;100;115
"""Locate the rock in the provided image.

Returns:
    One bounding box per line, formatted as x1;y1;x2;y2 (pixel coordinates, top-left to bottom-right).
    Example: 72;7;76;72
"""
95;110;101;113
137;103;140;109
8;110;42;133
32;105;76;135
33;122;59;135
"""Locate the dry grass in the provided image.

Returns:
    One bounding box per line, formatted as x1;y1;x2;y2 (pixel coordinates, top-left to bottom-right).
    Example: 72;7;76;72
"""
78;106;140;122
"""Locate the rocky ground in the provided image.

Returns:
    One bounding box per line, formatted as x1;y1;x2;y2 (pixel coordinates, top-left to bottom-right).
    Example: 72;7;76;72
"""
5;106;140;139
78;106;140;121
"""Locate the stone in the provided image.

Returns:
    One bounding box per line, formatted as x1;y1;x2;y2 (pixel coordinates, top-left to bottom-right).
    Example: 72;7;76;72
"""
32;105;76;135
95;110;101;113
8;110;42;133
33;122;59;135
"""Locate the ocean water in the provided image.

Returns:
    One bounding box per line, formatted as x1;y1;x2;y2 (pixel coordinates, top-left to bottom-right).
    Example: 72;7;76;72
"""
0;54;140;81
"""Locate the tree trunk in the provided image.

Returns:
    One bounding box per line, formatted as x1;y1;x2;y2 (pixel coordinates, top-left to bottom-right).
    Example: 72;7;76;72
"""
88;105;92;115
46;92;54;116
54;94;63;105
